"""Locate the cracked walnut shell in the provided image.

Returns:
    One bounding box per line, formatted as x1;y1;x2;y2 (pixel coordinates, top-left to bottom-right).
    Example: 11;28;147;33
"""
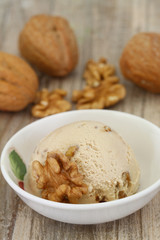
31;88;71;118
32;151;88;203
72;77;126;109
0;51;38;111
19;15;78;77
120;32;160;93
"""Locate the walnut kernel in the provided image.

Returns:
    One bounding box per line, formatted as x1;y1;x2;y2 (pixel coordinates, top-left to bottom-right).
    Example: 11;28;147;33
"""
84;58;116;87
72;78;126;109
32;151;88;203
72;58;126;109
31;88;71;118
65;146;78;159
104;126;111;132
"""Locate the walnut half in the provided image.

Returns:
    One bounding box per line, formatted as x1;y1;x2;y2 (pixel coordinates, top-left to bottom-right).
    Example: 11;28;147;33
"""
72;78;126;109
32;151;88;203
83;58;116;87
31;88;71;118
72;58;126;109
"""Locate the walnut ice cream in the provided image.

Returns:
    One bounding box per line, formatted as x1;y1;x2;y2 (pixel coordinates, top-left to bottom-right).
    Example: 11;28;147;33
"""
28;121;140;204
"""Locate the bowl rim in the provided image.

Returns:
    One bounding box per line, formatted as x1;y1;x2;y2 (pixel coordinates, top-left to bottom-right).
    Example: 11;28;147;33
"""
1;109;160;210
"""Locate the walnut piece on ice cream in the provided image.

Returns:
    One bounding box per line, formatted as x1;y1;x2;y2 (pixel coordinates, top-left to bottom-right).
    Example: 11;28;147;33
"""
65;145;78;160
32;151;88;203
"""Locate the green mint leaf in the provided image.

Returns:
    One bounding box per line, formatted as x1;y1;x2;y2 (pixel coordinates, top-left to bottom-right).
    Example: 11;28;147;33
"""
9;150;27;181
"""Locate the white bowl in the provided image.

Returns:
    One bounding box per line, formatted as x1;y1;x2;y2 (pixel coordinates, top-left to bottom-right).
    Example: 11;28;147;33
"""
1;110;160;224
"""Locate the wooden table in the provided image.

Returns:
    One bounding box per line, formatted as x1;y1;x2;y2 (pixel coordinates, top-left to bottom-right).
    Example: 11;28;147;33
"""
0;0;160;239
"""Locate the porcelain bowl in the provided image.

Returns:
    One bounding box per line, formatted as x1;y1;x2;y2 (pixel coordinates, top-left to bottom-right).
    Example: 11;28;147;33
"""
1;110;160;224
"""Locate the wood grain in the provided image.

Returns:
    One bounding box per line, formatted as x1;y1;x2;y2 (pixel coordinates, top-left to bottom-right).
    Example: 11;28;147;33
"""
0;0;160;239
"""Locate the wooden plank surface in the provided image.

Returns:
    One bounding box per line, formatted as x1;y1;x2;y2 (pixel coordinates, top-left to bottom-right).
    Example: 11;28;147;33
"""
0;0;160;239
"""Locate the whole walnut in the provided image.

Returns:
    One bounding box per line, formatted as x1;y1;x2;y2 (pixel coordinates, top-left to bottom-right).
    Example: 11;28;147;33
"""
120;33;160;93
0;52;39;111
19;15;78;77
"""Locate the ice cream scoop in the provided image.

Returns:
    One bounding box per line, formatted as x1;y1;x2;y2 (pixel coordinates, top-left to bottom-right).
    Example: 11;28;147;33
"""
28;120;140;203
